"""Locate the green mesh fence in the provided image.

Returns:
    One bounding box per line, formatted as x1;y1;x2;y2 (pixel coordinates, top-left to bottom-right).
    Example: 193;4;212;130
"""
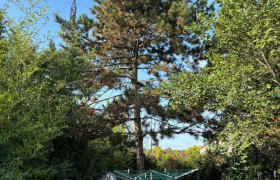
112;169;198;180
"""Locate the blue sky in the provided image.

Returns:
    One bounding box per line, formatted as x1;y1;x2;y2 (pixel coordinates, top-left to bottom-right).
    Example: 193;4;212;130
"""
1;0;214;150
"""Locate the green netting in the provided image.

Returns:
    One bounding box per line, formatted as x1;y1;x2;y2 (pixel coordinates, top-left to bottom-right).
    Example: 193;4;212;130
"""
113;169;198;180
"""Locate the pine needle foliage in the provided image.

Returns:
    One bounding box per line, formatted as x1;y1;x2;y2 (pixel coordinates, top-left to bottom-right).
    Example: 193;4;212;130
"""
55;0;214;169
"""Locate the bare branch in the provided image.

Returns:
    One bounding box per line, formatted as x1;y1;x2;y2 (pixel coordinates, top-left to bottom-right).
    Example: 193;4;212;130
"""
258;49;280;85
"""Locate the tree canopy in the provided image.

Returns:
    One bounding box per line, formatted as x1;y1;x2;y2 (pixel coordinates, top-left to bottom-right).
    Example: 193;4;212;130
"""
161;0;280;177
55;0;215;169
0;2;96;178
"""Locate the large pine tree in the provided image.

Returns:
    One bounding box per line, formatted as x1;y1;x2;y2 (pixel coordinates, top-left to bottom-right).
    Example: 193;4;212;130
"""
55;0;215;170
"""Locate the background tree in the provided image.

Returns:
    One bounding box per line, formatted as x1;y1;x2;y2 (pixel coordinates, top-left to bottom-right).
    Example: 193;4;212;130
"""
0;1;99;178
55;0;215;169
161;0;280;178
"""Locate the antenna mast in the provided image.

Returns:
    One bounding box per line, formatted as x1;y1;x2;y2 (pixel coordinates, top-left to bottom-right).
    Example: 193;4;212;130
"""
70;0;77;21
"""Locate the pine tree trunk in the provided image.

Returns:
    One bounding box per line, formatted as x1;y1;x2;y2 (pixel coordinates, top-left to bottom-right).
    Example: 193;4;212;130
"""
132;39;144;170
134;106;144;170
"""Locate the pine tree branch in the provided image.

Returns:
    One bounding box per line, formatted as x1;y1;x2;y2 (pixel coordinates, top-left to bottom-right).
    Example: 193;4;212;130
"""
176;123;198;134
139;54;164;57
137;82;145;87
138;79;171;82
111;45;133;49
91;94;124;103
138;67;150;69
81;71;133;79
119;67;149;70
90;61;133;66
99;56;135;61
94;132;135;135
118;75;133;78
105;118;150;121
89;64;131;68
93;107;134;111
